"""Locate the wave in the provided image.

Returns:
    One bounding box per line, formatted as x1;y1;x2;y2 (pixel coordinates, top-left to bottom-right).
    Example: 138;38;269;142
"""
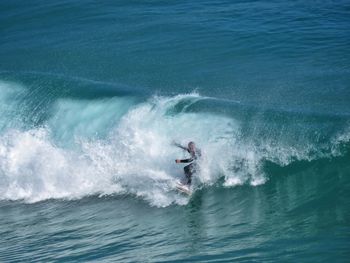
0;79;349;206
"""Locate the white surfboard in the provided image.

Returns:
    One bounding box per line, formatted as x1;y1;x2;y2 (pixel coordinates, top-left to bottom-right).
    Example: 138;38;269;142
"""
176;182;192;195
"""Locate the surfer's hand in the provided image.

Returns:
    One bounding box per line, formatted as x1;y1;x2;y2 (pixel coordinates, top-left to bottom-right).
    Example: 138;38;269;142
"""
175;159;181;163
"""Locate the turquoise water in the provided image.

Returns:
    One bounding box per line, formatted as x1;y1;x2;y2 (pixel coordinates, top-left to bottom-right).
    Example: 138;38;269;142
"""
0;1;349;262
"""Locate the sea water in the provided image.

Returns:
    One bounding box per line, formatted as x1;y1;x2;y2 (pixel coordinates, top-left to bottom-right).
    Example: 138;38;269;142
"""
0;1;349;262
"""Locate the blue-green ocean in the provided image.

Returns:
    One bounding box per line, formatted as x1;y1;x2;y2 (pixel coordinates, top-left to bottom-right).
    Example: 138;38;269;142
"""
1;1;350;262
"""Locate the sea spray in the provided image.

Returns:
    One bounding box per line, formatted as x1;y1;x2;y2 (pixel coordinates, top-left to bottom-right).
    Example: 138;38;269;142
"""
0;82;349;206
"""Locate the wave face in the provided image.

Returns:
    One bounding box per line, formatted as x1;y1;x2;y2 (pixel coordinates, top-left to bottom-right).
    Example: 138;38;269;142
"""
0;76;349;262
0;77;349;207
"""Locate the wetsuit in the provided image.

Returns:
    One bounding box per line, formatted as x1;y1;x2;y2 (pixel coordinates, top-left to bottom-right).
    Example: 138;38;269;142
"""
176;144;201;185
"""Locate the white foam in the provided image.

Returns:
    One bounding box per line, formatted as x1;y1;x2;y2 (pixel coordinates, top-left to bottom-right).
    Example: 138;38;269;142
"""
1;91;344;206
0;94;238;205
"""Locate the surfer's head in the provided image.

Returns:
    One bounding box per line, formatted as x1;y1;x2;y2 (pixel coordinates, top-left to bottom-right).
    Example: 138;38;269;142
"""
188;141;195;152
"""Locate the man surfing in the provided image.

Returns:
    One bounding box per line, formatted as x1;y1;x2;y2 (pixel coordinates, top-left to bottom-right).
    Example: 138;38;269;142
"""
174;141;201;185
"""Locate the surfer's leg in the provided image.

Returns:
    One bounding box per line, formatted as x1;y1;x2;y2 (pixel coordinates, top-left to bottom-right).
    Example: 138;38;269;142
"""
184;164;193;185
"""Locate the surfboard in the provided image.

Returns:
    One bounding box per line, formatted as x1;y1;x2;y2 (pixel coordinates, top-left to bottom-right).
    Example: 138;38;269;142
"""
176;182;192;195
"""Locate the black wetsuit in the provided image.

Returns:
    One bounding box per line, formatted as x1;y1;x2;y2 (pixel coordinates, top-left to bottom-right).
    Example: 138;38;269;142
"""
177;145;201;185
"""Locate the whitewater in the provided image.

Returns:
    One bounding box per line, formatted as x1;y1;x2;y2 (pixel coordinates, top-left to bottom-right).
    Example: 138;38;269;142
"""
0;78;348;207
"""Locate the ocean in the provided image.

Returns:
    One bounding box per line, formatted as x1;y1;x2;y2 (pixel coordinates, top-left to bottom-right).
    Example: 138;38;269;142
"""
0;0;349;262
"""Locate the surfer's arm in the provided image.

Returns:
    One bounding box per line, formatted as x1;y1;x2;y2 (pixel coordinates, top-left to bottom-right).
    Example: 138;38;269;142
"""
175;158;193;163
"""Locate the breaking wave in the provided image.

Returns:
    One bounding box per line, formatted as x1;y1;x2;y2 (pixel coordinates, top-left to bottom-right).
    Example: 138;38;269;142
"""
0;79;349;206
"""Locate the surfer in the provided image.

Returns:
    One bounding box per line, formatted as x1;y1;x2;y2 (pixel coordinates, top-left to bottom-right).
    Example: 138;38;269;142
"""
174;141;201;185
